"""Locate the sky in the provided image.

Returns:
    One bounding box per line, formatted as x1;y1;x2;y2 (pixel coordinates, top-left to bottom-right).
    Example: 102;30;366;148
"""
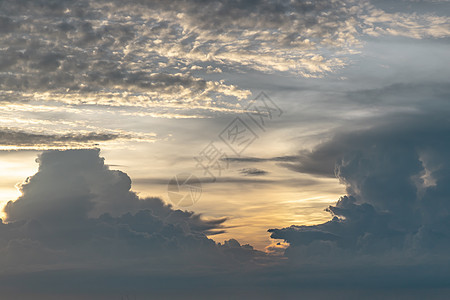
0;0;450;299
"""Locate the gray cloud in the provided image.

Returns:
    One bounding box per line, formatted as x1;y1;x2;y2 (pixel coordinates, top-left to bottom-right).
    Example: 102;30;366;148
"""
279;144;351;178
224;155;300;163
1;150;266;278
223;154;340;178
1;1;450;297
346;82;450;107
3;150;230;230
1;0;447;111
1;149;285;298
0;0;252;109
239;168;268;176
277;82;450;178
269;111;450;266
2;141;450;298
0;128;123;147
224;154;337;179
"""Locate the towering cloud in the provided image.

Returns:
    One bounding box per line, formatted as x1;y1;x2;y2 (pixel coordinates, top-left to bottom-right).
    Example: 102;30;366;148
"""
0;149;264;284
270;112;450;264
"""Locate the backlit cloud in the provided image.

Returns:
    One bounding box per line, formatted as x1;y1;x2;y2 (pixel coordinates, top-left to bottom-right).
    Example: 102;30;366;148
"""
1;149;265;278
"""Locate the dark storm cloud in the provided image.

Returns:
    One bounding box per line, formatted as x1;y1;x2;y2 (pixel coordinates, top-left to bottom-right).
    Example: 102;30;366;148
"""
277;82;450;178
269;111;450;264
0;128;123;146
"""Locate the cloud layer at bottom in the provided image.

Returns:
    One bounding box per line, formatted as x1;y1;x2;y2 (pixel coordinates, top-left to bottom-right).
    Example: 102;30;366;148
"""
2;142;450;299
0;150;271;295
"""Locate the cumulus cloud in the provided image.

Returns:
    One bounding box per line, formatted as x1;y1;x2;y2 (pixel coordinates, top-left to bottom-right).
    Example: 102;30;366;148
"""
269;111;450;265
2;117;450;298
0;149;266;283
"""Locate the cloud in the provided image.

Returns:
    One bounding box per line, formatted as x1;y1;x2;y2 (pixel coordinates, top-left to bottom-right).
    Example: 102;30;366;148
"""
1;149;266;281
224;155;300;163
346;82;450;107
278;82;450;178
0;128;120;146
239;168;268;176
279;149;340;178
1;1;450;297
2;127;450;297
361;1;450;38
133;176;319;188
1;0;448;112
0;127;158;150
225;154;336;178
269;110;450;265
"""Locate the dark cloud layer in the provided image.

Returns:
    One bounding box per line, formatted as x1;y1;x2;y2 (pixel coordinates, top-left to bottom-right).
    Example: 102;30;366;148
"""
224;155;300;163
239;168;268;176
0;128;123;147
2;137;450;298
